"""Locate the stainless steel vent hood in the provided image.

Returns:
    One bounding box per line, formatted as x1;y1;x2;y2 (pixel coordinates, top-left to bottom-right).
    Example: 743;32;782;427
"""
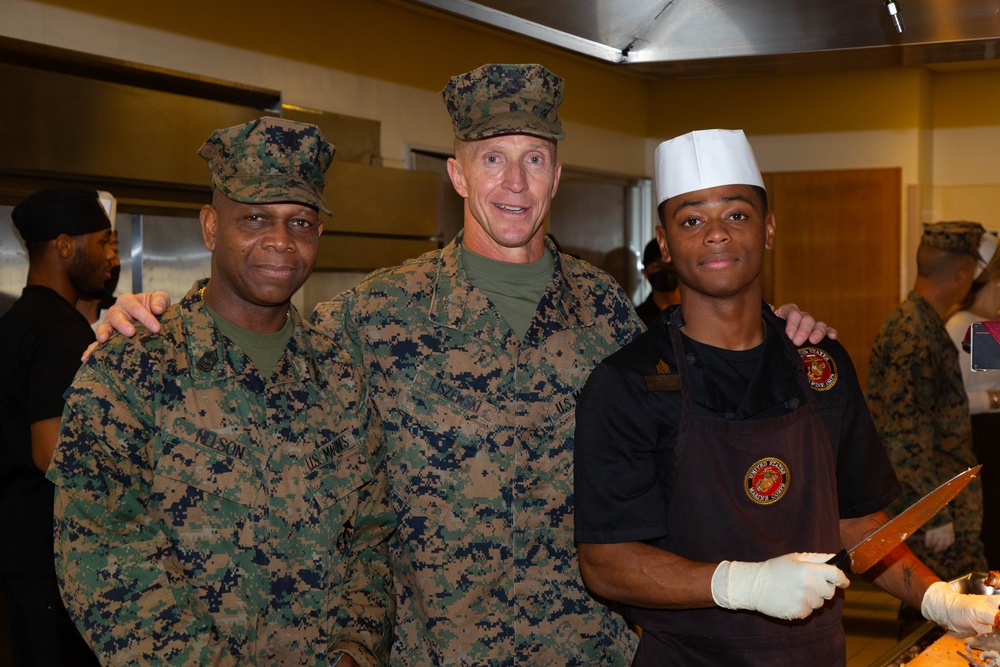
403;0;1000;76
0;36;440;277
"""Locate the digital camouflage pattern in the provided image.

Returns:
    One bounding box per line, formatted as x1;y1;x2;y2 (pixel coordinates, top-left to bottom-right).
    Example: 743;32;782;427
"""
919;221;985;258
441;63;566;141
312;234;641;666
48;281;394;667
868;291;986;579
198;117;335;214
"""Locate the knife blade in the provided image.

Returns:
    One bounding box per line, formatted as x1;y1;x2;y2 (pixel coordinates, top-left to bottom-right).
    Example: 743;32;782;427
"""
827;465;982;575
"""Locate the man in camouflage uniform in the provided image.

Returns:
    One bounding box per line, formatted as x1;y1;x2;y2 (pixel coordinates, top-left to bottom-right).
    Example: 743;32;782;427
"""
95;67;835;666
868;221;988;583
311;63;642;665
309;63;833;666
47;117;395;666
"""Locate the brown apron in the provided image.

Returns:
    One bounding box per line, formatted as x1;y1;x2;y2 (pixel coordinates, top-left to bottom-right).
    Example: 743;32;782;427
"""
628;316;845;666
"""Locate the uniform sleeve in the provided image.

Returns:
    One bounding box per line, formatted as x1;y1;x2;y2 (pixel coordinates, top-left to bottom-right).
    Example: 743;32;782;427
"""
328;409;396;666
574;360;670;544
869;329;953;527
47;351;239;667
313;296;396;665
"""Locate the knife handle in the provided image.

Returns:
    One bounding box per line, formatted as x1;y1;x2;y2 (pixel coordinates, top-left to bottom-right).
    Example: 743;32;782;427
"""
826;549;852;575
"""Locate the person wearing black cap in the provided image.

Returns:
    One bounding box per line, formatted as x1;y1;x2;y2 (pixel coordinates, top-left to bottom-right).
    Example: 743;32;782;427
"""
635;238;680;328
0;185;113;666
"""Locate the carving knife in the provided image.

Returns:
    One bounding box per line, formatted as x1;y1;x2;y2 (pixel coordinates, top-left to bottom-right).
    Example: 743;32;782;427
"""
827;465;982;574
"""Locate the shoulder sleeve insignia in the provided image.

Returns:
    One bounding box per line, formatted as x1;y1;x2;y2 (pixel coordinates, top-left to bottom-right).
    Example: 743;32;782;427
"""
798;347;838;391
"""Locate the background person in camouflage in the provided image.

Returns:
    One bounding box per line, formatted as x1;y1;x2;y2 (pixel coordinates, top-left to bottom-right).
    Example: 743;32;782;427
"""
97;66;835;666
47;117;394;667
868;221;988;630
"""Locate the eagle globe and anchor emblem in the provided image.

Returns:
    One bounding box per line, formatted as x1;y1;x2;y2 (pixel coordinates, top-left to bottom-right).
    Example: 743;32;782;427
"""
745;457;790;505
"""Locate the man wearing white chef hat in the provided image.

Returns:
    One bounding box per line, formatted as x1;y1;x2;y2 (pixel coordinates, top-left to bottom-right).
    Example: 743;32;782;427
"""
574;128;1000;665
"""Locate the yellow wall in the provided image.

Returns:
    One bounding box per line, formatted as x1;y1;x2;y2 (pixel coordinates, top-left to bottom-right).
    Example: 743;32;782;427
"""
21;0;652;137
1;0;653;174
647;68;929;137
4;0;1000;285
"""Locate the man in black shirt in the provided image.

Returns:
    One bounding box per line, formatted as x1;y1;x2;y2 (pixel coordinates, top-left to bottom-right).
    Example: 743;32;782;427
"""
574;129;1000;666
635;238;680;329
0;186;115;666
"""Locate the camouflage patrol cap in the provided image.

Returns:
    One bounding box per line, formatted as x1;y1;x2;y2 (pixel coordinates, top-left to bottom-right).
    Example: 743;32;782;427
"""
441;64;566;141
920;221;986;259
198;117;335;214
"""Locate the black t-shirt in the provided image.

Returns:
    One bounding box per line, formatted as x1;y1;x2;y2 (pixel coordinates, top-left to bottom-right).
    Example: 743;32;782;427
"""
574;303;901;545
0;285;96;574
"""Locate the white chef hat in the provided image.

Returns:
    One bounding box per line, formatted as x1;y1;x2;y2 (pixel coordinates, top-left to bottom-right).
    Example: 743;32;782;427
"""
97;190;117;232
654;129;764;205
975;231;999;280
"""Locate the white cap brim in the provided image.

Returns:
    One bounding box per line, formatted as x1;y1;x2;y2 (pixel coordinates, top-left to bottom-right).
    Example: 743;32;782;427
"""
97;191;117;232
654;129;764;205
975;231;999;279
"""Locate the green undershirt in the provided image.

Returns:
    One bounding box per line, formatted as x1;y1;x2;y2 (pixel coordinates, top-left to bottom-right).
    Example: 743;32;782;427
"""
462;245;554;341
205;303;294;375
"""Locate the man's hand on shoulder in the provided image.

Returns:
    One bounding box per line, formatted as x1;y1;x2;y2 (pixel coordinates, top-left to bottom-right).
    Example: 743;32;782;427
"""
773;303;838;346
82;291;172;362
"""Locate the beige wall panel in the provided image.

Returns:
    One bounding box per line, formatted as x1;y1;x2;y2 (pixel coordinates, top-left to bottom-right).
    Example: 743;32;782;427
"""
931;185;1000;231
932;126;1000;187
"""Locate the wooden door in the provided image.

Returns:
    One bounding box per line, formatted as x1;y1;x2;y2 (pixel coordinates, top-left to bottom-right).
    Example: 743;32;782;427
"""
764;168;901;391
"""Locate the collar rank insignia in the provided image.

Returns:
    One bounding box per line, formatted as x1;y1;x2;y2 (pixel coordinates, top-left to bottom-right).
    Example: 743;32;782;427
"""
798;347;838;391
644;358;680;392
745;457;790;505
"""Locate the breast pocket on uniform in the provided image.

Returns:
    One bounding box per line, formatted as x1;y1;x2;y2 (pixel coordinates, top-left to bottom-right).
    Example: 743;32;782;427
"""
398;369;498;456
393;370;498;522
154;432;261;507
299;432;371;512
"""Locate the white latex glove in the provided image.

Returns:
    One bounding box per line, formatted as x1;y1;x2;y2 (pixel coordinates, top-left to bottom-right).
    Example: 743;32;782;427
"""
924;523;955;553
921;580;1000;636
711;552;850;621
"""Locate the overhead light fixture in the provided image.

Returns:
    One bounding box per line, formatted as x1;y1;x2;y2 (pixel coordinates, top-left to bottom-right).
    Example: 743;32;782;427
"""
886;0;904;33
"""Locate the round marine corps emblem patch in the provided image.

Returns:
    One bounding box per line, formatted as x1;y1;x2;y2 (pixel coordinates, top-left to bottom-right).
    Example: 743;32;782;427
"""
745;457;790;505
798;347;837;391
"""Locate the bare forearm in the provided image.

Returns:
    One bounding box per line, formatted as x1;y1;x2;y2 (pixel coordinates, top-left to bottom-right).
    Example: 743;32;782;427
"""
577;541;717;609
30;416;60;472
840;512;938;609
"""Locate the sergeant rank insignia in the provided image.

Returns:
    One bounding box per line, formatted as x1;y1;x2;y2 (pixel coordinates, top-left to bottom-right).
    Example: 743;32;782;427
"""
745;457;790;505
798;347;837;391
644;358;680;392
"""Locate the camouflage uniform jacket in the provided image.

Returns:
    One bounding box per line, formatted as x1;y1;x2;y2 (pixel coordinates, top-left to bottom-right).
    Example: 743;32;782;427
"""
48;281;395;667
867;290;986;578
312;234;642;666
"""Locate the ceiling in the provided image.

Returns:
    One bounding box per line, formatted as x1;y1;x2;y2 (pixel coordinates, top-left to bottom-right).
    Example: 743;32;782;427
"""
403;0;1000;78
